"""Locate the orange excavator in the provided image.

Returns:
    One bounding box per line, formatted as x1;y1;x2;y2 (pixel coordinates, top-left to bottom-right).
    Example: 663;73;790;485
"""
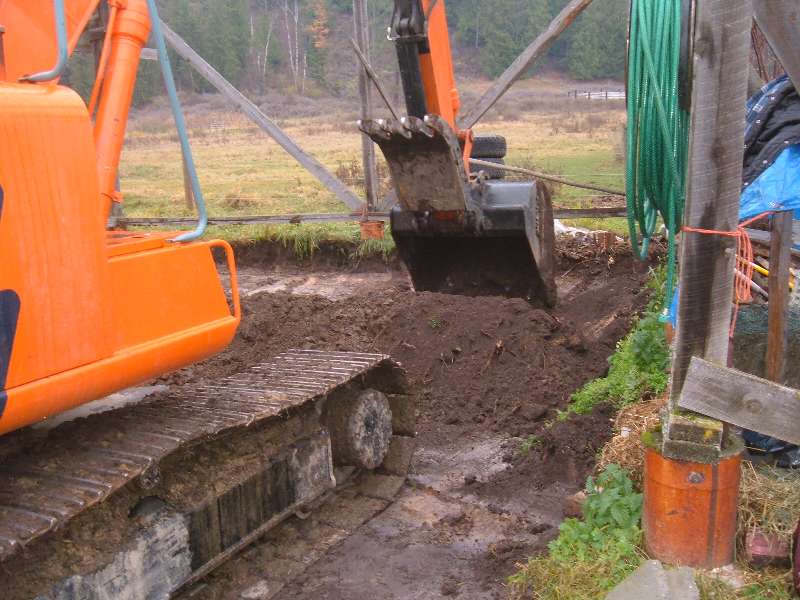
0;2;413;597
361;0;557;306
0;0;241;436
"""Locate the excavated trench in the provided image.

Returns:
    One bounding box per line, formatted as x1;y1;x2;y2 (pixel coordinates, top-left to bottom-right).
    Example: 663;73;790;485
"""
0;236;655;600
174;236;656;600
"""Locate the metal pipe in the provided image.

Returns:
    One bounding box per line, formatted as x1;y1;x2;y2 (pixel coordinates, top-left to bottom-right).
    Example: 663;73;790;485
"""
145;0;208;243
21;0;68;83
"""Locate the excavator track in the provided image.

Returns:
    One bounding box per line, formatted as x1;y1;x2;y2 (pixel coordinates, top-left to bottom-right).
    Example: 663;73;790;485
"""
0;350;415;600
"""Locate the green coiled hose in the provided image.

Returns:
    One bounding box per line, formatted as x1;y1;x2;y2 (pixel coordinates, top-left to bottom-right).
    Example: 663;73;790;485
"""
626;0;689;311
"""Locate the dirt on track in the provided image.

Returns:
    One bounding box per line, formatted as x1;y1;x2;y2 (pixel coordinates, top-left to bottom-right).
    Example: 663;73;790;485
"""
175;237;655;600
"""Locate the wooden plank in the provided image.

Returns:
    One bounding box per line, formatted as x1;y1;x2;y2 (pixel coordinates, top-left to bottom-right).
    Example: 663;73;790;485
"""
668;0;752;408
116;206;627;227
679;357;800;446
160;22;364;212
349;37;400;120
766;212;794;383
458;0;594;129
182;156;195;210
746;227;800;258
353;0;378;210
753;1;800;93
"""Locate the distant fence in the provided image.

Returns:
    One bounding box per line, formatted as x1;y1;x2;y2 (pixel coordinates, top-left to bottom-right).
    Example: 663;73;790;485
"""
567;89;626;101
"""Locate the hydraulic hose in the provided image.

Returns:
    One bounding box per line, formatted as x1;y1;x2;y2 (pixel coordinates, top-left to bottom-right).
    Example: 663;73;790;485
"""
626;0;689;311
146;0;208;243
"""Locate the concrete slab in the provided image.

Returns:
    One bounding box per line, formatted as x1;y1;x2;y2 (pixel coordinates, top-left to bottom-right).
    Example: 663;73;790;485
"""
606;560;699;600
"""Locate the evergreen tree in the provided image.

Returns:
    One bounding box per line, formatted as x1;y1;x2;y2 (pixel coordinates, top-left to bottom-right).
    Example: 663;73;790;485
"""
480;0;552;78
567;0;627;79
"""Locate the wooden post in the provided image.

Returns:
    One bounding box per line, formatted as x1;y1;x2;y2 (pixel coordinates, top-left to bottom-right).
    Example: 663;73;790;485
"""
353;0;378;211
663;0;753;462
766;212;794;383
458;0;594;129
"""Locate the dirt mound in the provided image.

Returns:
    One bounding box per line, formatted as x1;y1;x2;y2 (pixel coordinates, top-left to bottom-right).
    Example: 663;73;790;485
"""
484;404;616;498
176;243;651;447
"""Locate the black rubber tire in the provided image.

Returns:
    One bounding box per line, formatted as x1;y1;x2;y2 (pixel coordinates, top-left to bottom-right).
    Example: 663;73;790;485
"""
472;157;506;180
471;135;507;159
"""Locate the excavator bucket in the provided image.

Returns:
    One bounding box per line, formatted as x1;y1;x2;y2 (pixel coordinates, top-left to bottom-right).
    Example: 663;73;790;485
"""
361;116;557;306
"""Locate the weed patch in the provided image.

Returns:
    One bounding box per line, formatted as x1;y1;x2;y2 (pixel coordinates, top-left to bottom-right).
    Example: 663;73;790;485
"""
508;465;644;599
565;266;670;416
518;435;543;456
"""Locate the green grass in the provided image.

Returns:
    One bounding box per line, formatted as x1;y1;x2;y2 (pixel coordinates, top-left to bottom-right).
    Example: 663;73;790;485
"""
120;105;630;243
508;465;644;599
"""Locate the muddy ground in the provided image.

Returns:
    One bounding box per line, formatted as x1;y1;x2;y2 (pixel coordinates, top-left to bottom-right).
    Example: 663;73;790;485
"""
174;236;655;600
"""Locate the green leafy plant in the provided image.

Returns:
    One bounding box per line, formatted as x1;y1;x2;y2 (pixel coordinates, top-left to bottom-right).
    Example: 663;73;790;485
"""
551;465;642;556
566;266;671;416
508;465;643;598
429;318;443;330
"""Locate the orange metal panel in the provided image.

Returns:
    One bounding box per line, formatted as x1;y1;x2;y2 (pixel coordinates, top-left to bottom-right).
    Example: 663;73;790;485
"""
0;0;101;83
418;0;460;128
0;239;240;434
0;314;238;435
109;242;234;351
0;83;112;389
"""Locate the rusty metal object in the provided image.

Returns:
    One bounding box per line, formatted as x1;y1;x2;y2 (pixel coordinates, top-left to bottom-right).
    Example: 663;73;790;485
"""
0;350;405;563
643;440;743;568
360;220;385;240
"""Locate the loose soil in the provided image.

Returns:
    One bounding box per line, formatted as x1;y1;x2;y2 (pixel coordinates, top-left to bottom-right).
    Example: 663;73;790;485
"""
3;237;655;599
178;237;654;599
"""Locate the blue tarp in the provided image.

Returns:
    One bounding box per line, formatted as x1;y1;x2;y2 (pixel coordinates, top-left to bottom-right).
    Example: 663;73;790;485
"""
741;75;800;224
740;144;800;221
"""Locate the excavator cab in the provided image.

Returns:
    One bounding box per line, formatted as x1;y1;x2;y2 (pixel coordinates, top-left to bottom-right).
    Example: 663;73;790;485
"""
361;0;557;306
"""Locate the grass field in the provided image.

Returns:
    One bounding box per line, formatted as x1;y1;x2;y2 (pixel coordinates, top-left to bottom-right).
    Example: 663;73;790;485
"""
120;88;627;244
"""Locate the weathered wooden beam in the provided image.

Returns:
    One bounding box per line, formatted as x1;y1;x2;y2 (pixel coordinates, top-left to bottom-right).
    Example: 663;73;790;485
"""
117;206;627;227
753;1;800;93
353;0;378;210
159;22;364;212
118;213;383;227
669;0;752;405
349;38;400;120
679;357;800;447
458;0;594;130
664;0;753;460
766;212;794;383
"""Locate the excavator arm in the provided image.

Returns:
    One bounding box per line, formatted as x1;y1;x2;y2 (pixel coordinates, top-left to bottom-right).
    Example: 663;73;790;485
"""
360;0;557;306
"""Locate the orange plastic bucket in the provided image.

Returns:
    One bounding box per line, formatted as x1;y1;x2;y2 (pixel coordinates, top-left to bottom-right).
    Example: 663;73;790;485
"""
643;442;742;568
360;220;385;240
